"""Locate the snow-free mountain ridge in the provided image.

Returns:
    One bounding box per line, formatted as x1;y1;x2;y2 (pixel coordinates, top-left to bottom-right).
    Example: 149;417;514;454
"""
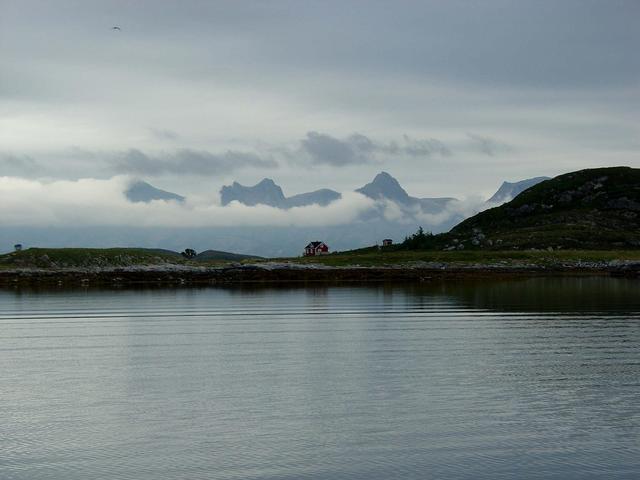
487;176;550;205
125;181;185;203
123;172;548;212
356;171;458;213
220;179;341;208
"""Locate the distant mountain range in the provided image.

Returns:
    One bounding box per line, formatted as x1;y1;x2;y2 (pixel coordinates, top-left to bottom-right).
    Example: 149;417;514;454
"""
217;172;457;214
123;172;546;212
5;167;636;261
0;171;550;258
220;179;341;208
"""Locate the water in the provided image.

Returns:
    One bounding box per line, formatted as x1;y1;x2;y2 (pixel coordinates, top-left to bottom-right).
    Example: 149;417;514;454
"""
1;278;639;479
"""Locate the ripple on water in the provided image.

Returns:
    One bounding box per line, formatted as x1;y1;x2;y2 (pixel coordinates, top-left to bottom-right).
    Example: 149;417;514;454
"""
1;279;639;479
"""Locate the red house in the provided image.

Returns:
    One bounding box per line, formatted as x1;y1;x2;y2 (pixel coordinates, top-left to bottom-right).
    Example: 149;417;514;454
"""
304;241;329;256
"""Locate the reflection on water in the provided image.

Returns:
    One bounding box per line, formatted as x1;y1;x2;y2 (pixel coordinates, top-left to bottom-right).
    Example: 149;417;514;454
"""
1;278;639;479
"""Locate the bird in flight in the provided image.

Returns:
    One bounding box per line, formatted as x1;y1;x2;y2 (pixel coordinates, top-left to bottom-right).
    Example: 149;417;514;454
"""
111;26;121;31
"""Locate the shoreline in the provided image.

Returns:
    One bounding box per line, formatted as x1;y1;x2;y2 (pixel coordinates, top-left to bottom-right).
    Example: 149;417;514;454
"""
1;261;639;287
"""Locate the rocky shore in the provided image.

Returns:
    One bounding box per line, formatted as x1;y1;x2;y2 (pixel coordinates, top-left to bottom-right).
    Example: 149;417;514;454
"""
1;260;639;288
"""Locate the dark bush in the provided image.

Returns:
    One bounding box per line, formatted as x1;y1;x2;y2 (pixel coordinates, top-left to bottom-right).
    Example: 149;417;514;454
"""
400;227;438;250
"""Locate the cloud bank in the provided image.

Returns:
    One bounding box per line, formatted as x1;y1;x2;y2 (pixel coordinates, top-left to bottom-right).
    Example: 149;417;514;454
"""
1;1;637;197
112;149;278;175
0;176;489;231
298;132;452;166
0;176;375;228
467;134;514;156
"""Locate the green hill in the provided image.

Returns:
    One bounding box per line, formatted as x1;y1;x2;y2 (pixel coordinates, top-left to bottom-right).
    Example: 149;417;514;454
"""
0;247;264;269
297;166;640;265
0;248;186;269
450;166;640;250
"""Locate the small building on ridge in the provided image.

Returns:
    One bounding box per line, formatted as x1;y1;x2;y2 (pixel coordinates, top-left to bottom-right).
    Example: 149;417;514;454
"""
304;241;329;256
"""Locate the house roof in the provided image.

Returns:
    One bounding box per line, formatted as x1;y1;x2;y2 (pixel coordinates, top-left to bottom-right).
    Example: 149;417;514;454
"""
305;241;326;248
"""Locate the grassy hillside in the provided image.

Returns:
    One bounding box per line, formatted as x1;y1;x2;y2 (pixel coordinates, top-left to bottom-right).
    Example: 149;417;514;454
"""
0;248;187;269
291;249;640;267
0;247;265;269
449;166;640;250
290;166;640;265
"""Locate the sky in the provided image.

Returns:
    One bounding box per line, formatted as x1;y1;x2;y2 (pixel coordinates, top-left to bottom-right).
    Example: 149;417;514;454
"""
1;0;639;220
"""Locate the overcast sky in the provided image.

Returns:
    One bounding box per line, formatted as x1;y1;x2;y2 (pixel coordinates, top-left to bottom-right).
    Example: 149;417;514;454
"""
1;0;638;199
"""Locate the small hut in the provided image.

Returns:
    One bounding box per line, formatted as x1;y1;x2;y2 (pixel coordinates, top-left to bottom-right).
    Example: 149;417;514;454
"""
304;241;329;256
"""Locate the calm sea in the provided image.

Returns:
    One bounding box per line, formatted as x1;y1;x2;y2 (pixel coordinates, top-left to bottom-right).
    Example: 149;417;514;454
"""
1;278;639;479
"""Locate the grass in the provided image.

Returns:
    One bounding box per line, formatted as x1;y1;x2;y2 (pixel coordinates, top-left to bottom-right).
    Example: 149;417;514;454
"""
0;247;187;269
0;247;260;269
451;167;640;250
286;249;640;267
2;246;640;270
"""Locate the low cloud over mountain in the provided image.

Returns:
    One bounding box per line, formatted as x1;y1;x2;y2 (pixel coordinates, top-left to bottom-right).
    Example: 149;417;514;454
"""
0;172;549;256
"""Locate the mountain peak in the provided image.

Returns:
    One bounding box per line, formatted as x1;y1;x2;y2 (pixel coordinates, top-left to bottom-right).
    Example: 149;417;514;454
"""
372;171;398;184
487;176;550;204
356;171;411;203
375;171;393;179
220;178;286;207
221;179;341;208
125;180;185;203
257;178;277;186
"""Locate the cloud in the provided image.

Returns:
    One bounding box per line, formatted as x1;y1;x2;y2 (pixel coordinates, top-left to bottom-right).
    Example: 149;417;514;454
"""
1;1;637;198
301;132;372;166
148;128;180;141
112;148;278;175
0;174;489;232
0;154;41;175
300;131;452;166
398;135;452;157
0;176;376;228
415;195;487;226
467;133;513;156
